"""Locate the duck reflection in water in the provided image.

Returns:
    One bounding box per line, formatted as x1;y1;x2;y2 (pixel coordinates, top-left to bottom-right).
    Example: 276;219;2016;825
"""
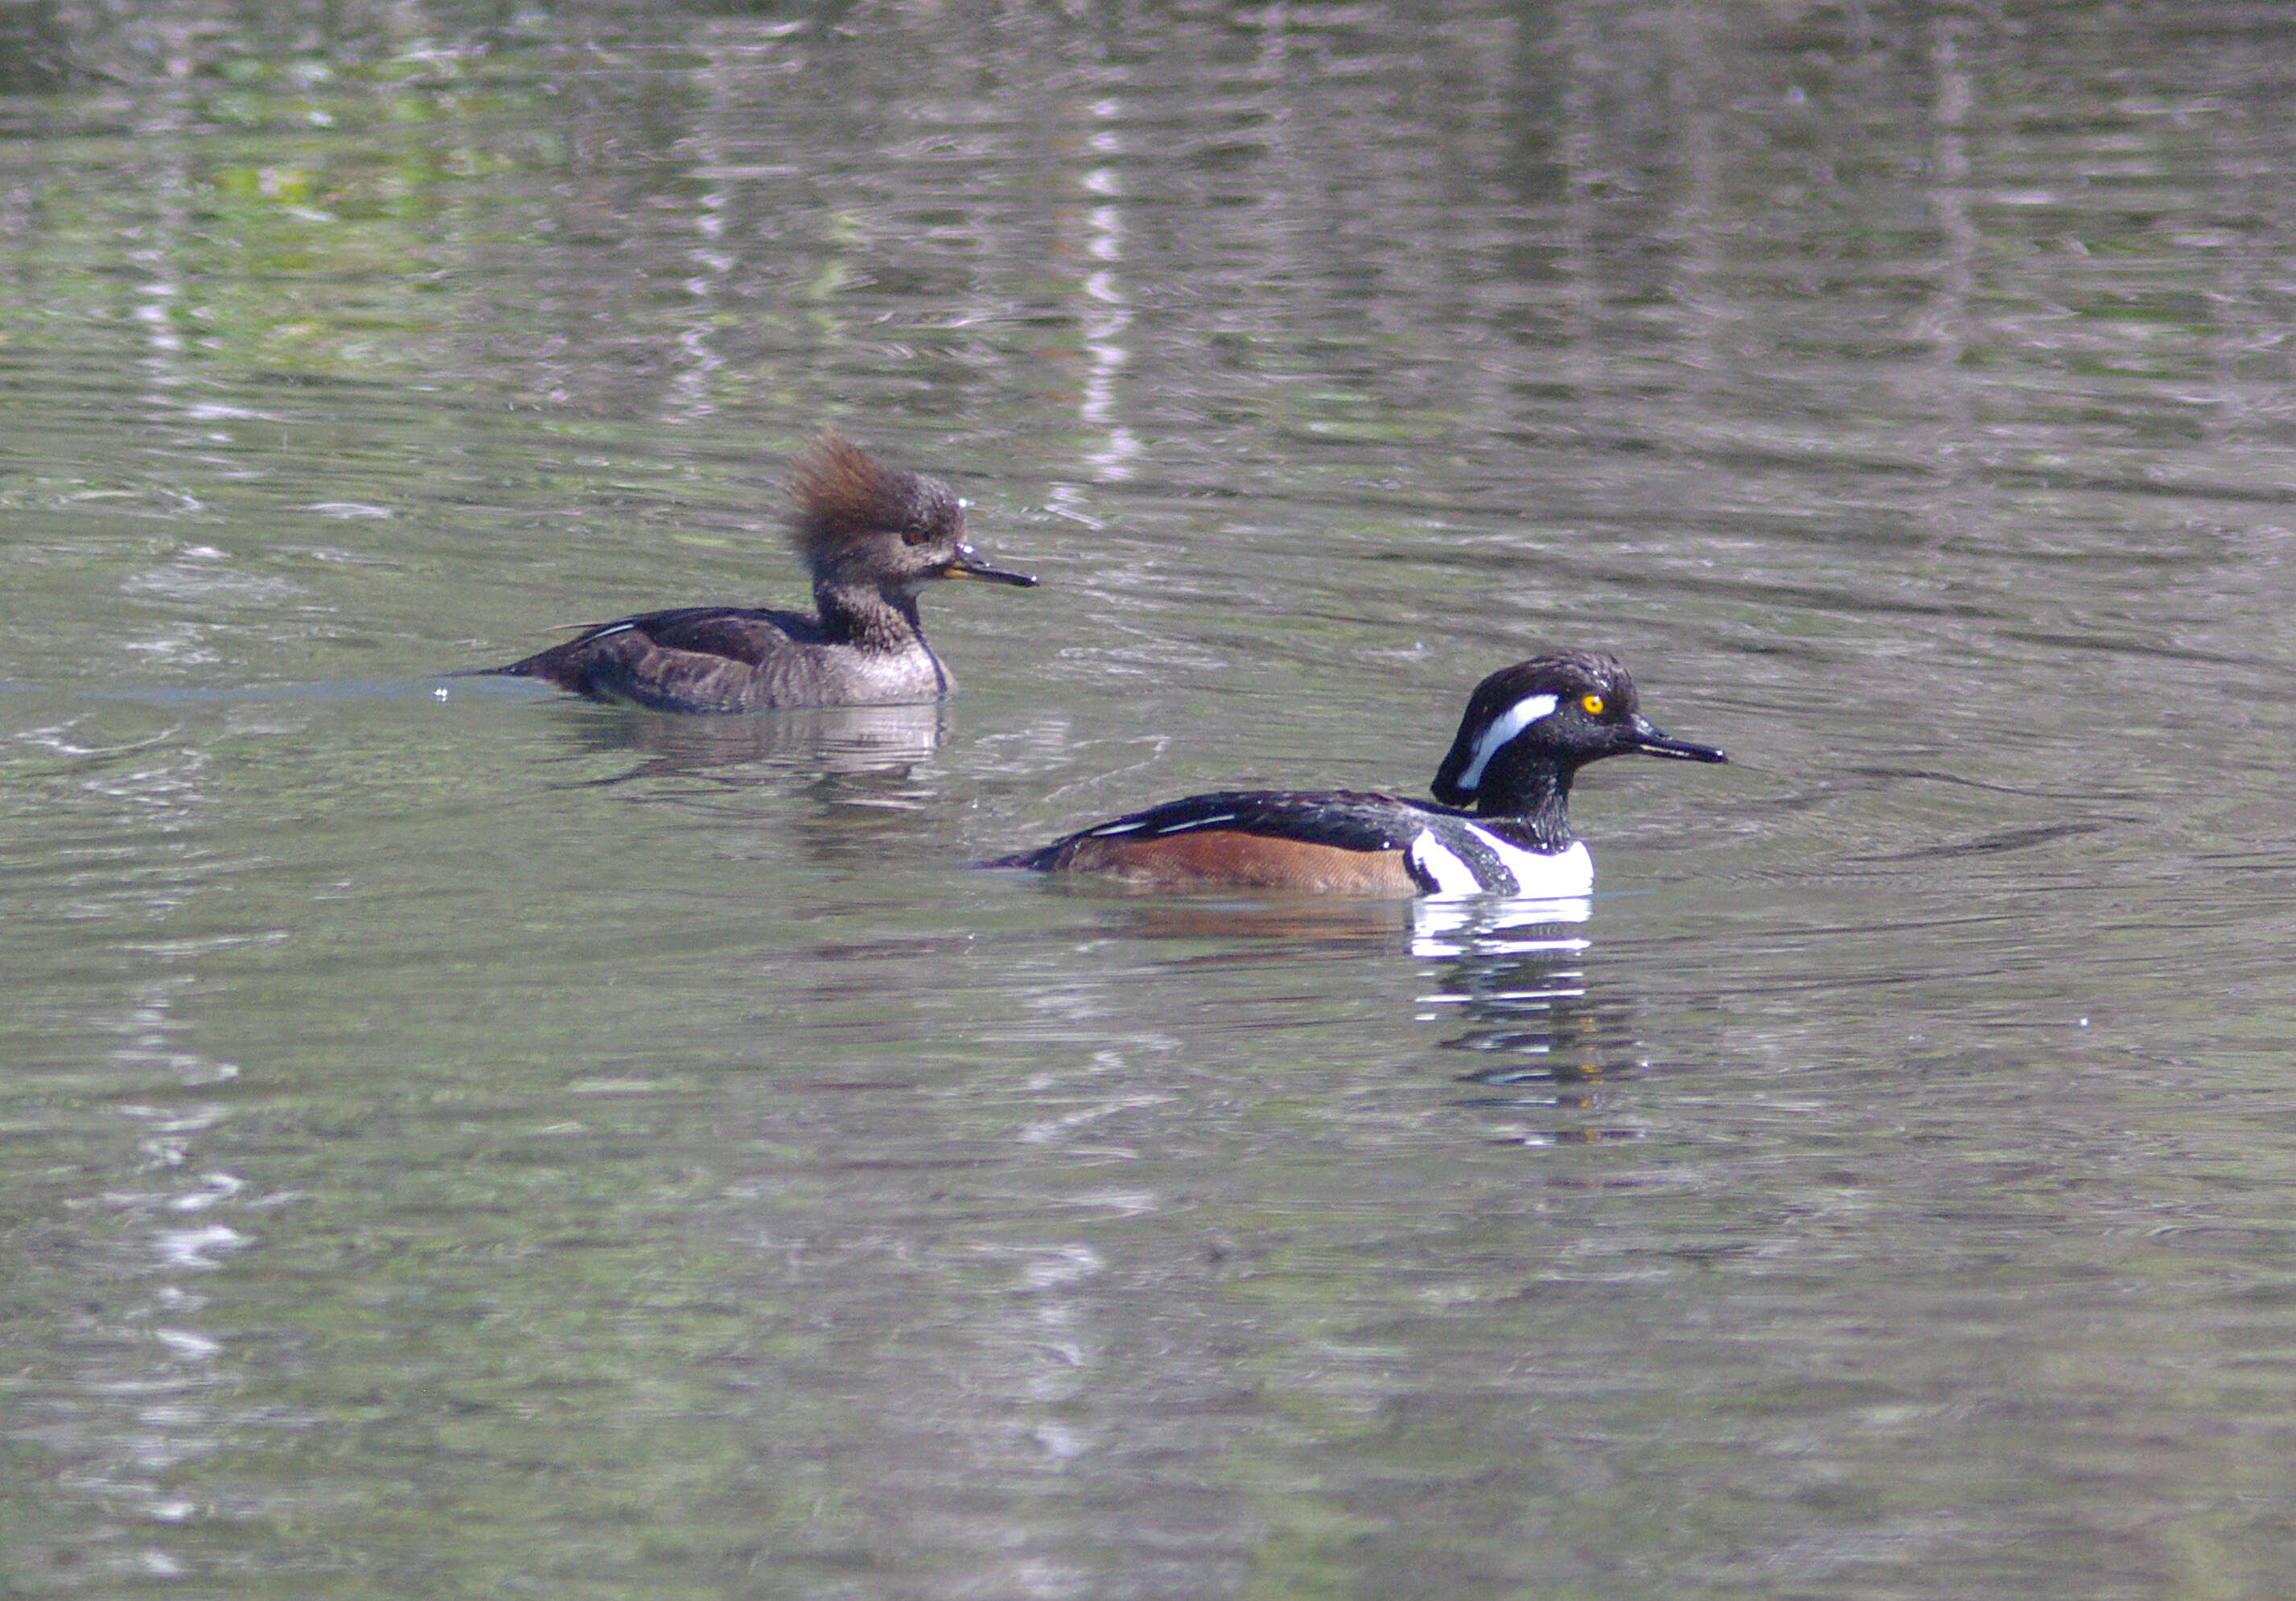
1097;891;1652;1144
558;699;945;796
547;701;954;869
1409;899;1652;1145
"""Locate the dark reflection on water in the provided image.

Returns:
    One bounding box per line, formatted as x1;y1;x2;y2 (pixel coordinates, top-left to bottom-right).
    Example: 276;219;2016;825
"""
0;0;68;94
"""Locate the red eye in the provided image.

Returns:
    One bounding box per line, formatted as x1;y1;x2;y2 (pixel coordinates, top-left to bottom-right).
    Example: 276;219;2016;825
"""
903;527;933;546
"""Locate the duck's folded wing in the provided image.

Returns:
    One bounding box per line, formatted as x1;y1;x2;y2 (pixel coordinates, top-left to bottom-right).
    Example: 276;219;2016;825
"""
1062;790;1433;850
987;789;1448;870
599;606;818;663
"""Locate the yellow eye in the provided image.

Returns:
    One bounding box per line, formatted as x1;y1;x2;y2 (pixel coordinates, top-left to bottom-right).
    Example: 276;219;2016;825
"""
1581;693;1606;716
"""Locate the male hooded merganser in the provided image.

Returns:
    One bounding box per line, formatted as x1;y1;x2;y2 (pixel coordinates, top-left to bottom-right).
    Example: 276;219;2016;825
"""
474;432;1035;712
988;652;1726;897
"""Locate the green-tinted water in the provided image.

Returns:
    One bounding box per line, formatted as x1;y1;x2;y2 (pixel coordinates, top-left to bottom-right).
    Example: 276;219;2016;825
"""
6;2;2296;1595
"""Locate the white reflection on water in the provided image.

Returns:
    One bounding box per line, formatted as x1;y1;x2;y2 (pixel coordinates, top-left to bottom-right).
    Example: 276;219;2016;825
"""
1078;97;1139;481
152;1225;248;1270
1409;894;1590;960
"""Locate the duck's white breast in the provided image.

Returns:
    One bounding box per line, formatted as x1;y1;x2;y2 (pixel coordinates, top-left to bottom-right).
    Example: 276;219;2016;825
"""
1471;828;1593;897
1409;827;1593;899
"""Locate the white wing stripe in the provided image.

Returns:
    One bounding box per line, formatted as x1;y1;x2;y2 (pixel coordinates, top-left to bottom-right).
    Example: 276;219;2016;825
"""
1151;813;1237;834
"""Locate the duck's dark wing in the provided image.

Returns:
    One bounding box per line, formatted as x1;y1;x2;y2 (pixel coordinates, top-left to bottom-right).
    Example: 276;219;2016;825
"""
469;605;823;706
605;606;829;660
985;790;1452;886
503;606;820;674
1074;789;1437;850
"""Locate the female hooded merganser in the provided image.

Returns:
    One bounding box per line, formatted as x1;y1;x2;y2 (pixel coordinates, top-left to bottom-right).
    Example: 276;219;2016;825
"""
989;652;1726;897
475;432;1035;712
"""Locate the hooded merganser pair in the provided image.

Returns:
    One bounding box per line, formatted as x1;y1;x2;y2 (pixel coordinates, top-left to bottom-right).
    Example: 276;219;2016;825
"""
474;434;1723;897
477;432;1035;713
989;651;1726;897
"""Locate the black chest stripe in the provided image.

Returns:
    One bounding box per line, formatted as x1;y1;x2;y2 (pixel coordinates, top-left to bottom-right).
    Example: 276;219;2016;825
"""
1429;819;1520;894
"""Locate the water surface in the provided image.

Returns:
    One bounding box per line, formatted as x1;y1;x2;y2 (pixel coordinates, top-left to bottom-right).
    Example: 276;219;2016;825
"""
5;2;2296;1595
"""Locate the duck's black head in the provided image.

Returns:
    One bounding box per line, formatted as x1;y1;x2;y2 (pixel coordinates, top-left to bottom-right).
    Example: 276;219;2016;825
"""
1430;650;1726;817
787;432;1037;600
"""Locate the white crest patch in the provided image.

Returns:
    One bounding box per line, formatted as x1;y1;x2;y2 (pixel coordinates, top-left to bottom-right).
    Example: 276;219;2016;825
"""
1408;830;1483;897
1452;693;1558;792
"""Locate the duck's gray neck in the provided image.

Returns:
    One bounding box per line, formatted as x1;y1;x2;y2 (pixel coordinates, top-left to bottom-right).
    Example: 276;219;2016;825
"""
817;582;925;655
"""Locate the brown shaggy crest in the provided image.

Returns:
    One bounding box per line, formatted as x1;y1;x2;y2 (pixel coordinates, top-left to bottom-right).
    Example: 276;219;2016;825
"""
785;431;948;559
